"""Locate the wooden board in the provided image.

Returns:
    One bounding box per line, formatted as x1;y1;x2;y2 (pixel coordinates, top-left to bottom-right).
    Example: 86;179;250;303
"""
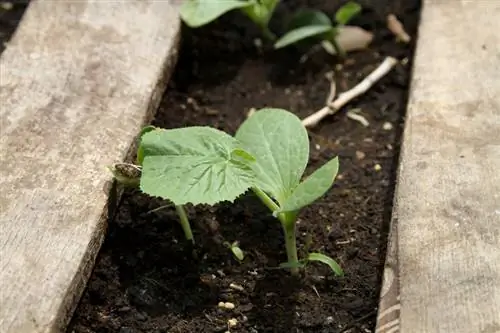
388;1;500;332
0;1;181;332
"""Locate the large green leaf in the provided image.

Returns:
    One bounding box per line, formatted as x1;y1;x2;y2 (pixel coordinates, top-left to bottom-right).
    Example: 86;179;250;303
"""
279;157;339;213
139;127;255;206
335;1;362;25
274;25;333;49
180;0;252;28
235;108;309;205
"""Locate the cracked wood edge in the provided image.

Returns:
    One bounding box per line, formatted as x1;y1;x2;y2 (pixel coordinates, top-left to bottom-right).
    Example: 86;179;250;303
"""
0;1;181;332
378;1;500;333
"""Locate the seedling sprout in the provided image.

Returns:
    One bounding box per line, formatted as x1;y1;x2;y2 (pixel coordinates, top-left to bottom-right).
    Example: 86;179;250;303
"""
180;0;280;40
274;2;362;57
236;108;343;276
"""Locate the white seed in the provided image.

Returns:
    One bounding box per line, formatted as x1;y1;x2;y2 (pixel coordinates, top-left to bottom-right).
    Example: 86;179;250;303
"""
374;164;382;171
224;302;235;310
218;301;226;309
383;122;393;130
228;318;238;327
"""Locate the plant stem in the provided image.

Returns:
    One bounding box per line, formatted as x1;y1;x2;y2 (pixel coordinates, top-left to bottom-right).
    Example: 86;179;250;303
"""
175;205;194;244
261;26;276;41
331;36;346;58
282;220;299;276
251;187;300;275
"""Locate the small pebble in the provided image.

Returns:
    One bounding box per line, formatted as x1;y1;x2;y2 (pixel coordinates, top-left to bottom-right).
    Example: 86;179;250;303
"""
229;283;244;292
0;2;13;10
218;301;235;310
374;164;382;171
228;318;238;327
383;122;393;130
355;151;365;160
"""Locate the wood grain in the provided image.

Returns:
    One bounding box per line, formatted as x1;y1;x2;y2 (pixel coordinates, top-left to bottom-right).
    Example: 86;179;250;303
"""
394;1;500;332
0;1;180;332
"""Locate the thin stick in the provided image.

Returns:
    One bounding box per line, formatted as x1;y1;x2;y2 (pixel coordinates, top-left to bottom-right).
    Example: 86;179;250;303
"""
302;57;398;128
324;71;337;105
387;14;411;43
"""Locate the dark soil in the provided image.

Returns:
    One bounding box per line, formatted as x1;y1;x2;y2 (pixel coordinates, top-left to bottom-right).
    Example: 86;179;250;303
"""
69;1;421;332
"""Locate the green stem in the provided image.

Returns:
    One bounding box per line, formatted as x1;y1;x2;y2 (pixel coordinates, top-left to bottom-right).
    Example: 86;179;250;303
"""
261;26;276;41
251;187;300;275
282;221;299;276
331;35;346;58
175;205;194;244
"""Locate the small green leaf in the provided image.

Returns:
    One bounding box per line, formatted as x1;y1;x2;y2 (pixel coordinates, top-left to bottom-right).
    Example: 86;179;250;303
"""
139;127;255;206
279;157;339;213
307;252;344;276
230;244;245;261
241;0;279;27
335;1;361;25
235;108;309;205
231;148;256;162
286;9;332;31
274;25;333;49
180;0;252;28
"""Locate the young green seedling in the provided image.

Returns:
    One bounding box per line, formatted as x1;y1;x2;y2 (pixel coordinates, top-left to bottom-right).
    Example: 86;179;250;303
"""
235;108;343;276
137;126;257;242
107;161;195;243
224;241;245;261
274;1;361;57
179;0;280;40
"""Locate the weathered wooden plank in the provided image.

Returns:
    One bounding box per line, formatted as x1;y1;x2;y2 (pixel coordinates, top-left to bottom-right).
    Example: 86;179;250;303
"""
394;1;500;332
0;1;181;332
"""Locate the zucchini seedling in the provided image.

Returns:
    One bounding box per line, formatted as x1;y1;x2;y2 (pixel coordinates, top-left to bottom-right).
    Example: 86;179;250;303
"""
179;0;280;40
235;108;343;276
136;126;257;243
274;1;361;57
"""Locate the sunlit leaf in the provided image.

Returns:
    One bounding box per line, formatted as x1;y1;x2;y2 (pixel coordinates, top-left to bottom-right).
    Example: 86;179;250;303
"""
180;0;252;28
335;1;362;25
139;127;255;205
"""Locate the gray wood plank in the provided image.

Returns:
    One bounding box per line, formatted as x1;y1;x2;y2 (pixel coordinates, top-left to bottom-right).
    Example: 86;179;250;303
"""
0;1;180;332
395;1;500;332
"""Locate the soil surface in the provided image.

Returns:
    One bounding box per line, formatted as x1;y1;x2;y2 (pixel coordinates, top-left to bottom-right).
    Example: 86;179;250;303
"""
67;1;420;332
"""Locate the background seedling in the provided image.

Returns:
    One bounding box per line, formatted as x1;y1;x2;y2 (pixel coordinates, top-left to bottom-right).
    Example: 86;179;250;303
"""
180;0;279;40
235;108;343;276
224;241;245;261
274;1;362;57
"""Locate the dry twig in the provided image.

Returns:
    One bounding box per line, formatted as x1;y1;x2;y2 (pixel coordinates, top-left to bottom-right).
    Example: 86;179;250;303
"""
387;14;411;43
301;57;398;128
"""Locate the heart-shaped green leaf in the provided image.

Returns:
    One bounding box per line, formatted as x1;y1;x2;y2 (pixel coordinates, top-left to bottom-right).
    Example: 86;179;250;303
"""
139;127;255;206
279;157;339;213
335;1;362;25
235;108;309;205
180;0;253;28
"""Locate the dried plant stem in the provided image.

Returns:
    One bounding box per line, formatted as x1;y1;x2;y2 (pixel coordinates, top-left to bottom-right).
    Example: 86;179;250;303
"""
387;14;411;43
301;57;398;128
